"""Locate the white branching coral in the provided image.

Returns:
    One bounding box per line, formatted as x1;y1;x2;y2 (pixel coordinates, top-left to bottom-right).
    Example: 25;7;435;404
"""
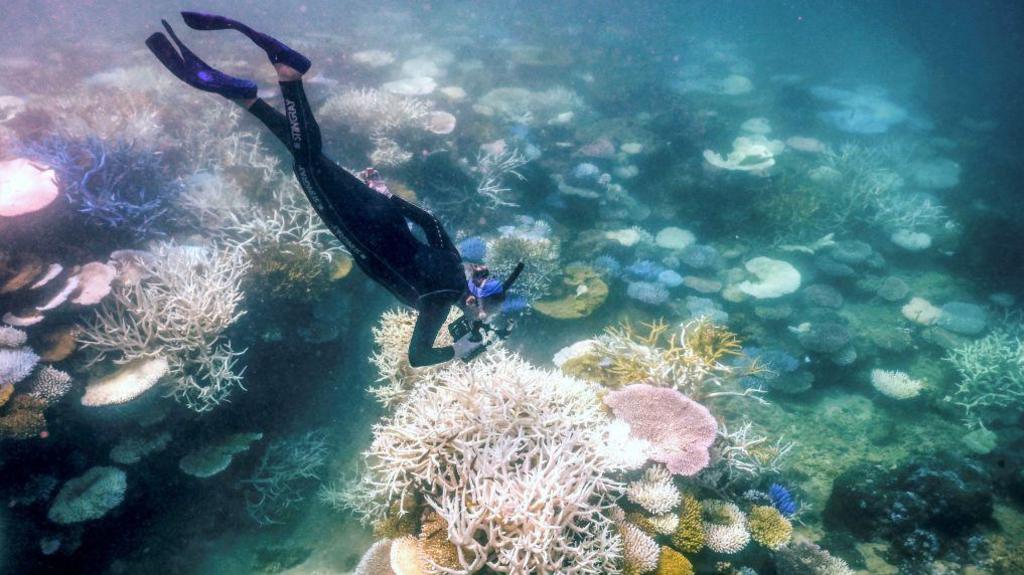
702;500;751;554
221;181;347;265
870;368;924;400
626;465;680;515
318;88;433;137
78;242;250;412
945;329;1024;426
699;420;794;492
338;348;625;574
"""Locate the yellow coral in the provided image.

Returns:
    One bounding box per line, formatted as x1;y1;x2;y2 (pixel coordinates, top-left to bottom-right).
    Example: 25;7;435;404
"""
534;264;608;320
372;496;420;538
671;495;705;554
655;546;694;575
747;505;793;550
0;394;47;440
418;508;461;570
683;318;742;365
626;511;660;538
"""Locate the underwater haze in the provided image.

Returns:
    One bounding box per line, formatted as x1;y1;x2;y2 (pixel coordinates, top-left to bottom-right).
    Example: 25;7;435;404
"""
1;1;1023;573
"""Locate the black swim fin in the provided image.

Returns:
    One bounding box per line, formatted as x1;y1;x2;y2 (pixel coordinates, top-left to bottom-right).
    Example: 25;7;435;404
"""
181;11;311;74
145;20;257;100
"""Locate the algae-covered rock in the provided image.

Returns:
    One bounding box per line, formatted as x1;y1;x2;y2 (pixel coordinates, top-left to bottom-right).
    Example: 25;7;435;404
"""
533;264;608;320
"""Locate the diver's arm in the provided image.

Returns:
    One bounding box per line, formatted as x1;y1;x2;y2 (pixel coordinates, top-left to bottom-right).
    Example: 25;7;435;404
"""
390;195;458;252
408;297;455;368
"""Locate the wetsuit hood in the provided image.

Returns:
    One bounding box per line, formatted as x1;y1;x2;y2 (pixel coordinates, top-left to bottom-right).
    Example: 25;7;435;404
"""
468;277;504;300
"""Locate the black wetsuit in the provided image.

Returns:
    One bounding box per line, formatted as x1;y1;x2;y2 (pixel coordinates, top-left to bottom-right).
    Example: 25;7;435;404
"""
247;80;466;366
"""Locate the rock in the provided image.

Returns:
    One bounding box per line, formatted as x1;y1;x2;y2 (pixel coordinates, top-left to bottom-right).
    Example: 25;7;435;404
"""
876;277;910;302
797;322;851;354
682;275;721;294
802;284;844;309
824;455;993;559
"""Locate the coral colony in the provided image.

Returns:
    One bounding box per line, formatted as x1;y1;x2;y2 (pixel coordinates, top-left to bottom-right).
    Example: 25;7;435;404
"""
0;4;1020;574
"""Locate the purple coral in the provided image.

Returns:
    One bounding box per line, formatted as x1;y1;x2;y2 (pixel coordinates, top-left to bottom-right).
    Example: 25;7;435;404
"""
604;383;717;476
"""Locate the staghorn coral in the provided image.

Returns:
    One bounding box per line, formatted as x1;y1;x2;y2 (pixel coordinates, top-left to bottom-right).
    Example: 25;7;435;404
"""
701;420;795;492
944;329;1024;426
78;242;249;412
239;431;328;526
655;546;694;575
702;500;750;554
671;494;706;554
684;319;743;366
574;319;757;401
19;135;179;239
626;465;681;514
747;505;793;549
336;347;625;574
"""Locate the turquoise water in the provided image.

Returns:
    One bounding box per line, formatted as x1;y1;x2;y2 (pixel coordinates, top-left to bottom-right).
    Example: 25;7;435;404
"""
1;1;1022;574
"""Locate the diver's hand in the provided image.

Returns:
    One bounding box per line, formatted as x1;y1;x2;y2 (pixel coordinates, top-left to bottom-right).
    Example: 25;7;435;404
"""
453;335;486;362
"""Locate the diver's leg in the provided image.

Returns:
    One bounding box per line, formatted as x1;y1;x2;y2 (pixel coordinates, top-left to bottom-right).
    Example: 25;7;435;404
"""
244;99;294;149
145;20;257;100
276;76;323;165
181;11;311;74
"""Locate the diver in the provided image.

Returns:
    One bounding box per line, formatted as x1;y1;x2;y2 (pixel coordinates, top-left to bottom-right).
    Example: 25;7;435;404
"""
145;12;522;367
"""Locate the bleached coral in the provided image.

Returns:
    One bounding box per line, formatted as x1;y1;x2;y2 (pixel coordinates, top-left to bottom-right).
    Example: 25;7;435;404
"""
945;329;1024;426
0;326;27;348
78;243;250;412
701;500;750;554
338;348;625;574
318;88;432;137
620;521;660;573
626;465;681;514
703;135;784;174
0;347;39;386
475;86;586;125
26;366;72;406
368;307;469;408
870;368;924;400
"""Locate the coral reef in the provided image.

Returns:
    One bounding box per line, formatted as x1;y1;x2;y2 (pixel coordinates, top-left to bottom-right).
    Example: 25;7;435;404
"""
336;346;625;573
78;243;250;412
626;465;681;514
775;539;854;575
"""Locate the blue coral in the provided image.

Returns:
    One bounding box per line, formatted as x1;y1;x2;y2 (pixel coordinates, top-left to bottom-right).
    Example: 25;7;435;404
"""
21;136;178;240
458;236;488;263
593;255;622;277
625;260;665;282
627;281;669;306
769;483;799;517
